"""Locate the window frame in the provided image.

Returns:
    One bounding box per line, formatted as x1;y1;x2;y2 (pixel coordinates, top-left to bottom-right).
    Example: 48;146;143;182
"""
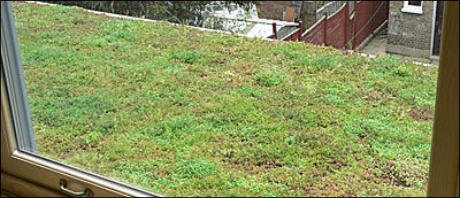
401;1;423;14
1;1;159;197
0;0;35;152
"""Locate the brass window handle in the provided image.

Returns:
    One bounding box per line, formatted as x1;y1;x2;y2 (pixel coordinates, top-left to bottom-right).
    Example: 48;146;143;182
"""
59;179;93;197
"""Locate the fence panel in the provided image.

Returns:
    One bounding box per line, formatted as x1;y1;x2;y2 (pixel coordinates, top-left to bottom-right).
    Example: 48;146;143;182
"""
326;6;347;49
352;1;389;48
281;1;388;50
302;17;326;45
282;29;301;41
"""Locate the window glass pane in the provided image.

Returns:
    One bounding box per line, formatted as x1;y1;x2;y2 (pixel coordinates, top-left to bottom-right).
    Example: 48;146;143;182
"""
408;1;422;6
10;1;439;197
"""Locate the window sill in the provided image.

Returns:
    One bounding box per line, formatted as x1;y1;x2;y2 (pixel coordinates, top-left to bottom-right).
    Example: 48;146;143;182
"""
401;6;423;14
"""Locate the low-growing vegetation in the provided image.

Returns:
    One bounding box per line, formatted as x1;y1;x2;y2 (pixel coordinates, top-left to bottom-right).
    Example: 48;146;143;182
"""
12;2;437;197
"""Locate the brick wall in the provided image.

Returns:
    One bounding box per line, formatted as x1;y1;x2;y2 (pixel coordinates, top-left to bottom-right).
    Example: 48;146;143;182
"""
299;1;316;31
387;1;434;51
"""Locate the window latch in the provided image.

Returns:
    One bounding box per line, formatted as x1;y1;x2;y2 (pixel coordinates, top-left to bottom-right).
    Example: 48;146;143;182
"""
59;179;93;197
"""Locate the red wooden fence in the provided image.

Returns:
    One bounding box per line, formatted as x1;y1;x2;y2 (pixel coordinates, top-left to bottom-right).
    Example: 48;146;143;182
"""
350;1;389;49
282;1;389;50
281;28;301;41
325;3;348;49
301;15;327;45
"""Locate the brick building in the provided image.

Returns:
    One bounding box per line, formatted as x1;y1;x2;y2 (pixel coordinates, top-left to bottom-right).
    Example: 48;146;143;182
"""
386;1;444;58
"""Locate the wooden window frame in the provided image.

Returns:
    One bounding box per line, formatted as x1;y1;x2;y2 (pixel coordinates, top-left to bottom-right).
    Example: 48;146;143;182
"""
427;1;459;197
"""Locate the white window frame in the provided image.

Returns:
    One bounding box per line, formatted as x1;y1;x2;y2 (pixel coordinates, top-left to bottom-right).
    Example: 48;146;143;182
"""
401;1;423;14
429;1;437;56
